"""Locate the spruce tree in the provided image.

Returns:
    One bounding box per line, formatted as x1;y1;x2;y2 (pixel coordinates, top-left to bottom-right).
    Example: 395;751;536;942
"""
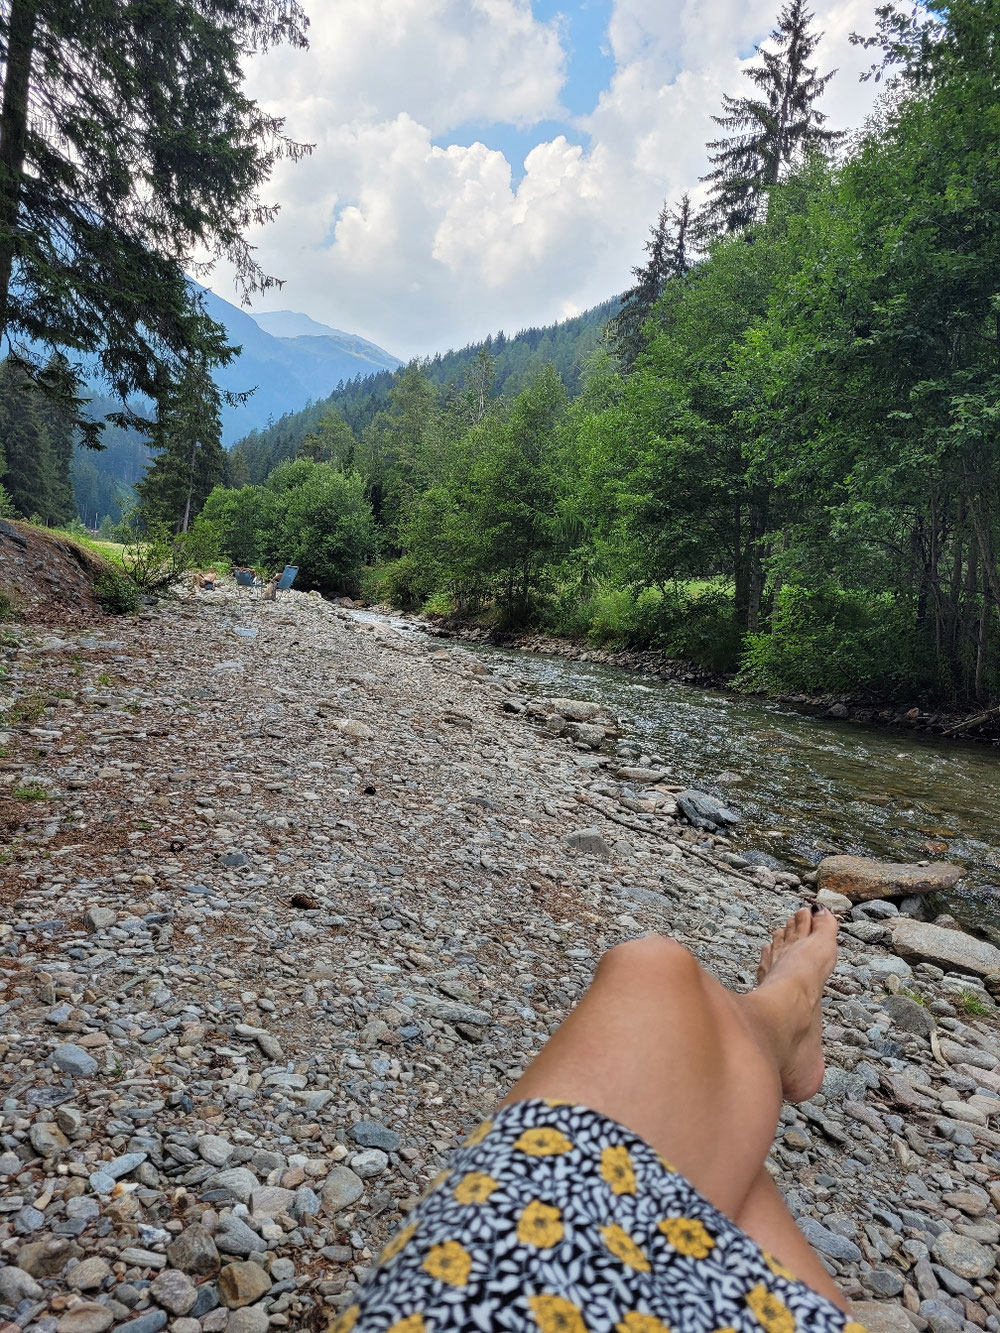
37;353;78;524
0;357;52;519
612;194;695;370
136;363;225;533
702;0;843;234
0;0;309;439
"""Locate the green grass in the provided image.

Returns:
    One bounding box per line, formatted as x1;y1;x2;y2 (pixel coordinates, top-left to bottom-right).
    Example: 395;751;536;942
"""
960;990;991;1016
2;694;47;726
12;783;52;800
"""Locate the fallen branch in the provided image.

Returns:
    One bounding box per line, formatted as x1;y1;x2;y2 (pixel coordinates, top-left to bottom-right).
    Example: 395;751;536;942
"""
942;703;1000;735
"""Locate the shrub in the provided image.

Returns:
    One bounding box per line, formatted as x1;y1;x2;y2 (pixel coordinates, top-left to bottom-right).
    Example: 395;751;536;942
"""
362;556;436;611
94;569;141;615
738;584;935;697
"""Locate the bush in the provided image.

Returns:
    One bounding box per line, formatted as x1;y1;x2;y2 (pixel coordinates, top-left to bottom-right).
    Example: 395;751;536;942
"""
738;584;934;697
257;461;376;594
94;569;141;615
362;556;436;611
0;485;15;519
113;515;197;596
546;581;742;672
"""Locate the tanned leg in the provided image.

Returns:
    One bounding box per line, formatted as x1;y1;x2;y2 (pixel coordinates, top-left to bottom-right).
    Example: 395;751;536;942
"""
501;906;847;1311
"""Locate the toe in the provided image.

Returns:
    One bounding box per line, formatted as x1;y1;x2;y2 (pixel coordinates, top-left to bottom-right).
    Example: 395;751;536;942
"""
757;944;772;981
791;906;812;938
771;926;786;950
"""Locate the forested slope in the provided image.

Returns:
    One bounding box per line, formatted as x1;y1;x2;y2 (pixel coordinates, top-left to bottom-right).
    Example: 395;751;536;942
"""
231;301;617;484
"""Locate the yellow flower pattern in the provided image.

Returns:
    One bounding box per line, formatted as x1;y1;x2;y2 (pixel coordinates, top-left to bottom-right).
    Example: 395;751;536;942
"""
517;1199;564;1248
616;1313;673;1333
327;1305;359;1333
422;1240;473;1287
600;1224;651;1272
379;1222;419;1265
387;1318;426;1333
745;1285;796;1333
513;1127;573;1157
464;1120;494;1147
529;1294;589;1333
339;1101;857;1333
453;1171;499;1205
658;1216;716;1259
601;1145;637;1196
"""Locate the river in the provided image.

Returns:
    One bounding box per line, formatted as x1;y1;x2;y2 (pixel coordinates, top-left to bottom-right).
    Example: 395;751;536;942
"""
358;612;1000;941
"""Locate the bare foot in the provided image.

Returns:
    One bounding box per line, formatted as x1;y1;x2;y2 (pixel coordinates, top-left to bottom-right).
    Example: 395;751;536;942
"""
745;906;839;1103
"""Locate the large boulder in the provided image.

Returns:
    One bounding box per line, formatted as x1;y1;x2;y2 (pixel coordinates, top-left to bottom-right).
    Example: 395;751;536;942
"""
675;790;739;832
545;698;604;721
817;855;963;903
890;917;1000;978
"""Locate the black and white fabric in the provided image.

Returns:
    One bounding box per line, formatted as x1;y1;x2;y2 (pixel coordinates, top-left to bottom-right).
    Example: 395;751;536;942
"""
331;1099;866;1333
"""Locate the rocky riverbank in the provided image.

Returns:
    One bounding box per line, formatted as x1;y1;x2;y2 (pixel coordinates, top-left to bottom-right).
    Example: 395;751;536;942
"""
415;615;1000;744
1;584;999;1333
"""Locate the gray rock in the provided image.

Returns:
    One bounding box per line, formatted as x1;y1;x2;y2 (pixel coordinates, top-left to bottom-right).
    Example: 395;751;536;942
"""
150;1266;198;1315
796;1216;863;1262
17;1237;81;1276
214;1214;262;1258
104;1151;146;1179
29;1121;70;1157
57;1303;115;1332
0;1263;43;1302
291;1185;321;1220
49;1043;98;1077
891;918;1000;978
350;1148;389;1179
250;1185;295;1218
167;1224;220;1276
882;994;935;1036
849;1303;920;1333
69;1256;112;1291
198;1134;235;1166
862;1268;905;1298
205;1166;259;1203
226;1307;271;1333
931;1230;996;1280
84;906;116;932
322;1164;365;1211
675;790;739;831
563;827;613;858
116;1314;168;1333
349;1120;401;1152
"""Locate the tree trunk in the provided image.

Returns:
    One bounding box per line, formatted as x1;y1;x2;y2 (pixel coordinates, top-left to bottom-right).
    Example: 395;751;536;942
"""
746;487;770;634
0;0;38;347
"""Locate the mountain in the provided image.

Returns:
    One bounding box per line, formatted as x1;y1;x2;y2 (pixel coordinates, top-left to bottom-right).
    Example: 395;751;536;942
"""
196;287;402;444
234;299;619;484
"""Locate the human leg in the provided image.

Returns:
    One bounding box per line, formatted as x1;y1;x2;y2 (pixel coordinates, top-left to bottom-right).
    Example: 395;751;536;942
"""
501;908;844;1299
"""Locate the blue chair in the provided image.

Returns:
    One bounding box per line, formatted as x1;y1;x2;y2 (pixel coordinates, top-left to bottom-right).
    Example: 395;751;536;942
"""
234;569;256;587
277;565;298;591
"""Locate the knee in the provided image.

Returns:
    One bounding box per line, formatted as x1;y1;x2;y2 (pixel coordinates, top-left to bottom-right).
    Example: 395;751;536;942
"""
596;935;702;988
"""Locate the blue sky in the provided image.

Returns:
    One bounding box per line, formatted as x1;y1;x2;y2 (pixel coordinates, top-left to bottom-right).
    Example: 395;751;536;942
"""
230;0;881;358
432;3;615;182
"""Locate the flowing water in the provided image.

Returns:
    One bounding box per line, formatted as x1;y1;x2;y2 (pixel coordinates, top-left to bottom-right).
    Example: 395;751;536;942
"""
356;612;1000;939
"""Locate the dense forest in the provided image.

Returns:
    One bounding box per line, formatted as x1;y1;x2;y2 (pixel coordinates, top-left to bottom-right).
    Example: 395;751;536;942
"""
5;0;1000;714
230;300;618;485
181;0;1000;710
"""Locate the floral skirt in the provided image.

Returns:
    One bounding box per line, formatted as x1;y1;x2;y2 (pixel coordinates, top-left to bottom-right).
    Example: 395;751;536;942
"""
333;1099;867;1333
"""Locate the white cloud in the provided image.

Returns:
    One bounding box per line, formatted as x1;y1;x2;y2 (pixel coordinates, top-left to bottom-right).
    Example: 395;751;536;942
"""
212;0;885;359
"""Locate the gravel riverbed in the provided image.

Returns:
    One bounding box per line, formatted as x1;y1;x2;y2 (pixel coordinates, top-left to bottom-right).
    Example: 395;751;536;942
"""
1;586;999;1333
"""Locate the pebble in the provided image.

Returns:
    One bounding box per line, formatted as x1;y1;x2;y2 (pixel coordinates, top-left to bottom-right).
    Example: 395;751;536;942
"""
1;584;998;1333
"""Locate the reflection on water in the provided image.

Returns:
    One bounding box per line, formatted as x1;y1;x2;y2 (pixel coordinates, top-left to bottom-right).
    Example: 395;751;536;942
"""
474;644;1000;940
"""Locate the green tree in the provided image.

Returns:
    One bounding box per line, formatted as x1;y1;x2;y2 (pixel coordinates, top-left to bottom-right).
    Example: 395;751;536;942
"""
0;0;309;437
298;409;357;465
0;356;51;519
702;0;842;233
611;195;695;370
135;363;225;532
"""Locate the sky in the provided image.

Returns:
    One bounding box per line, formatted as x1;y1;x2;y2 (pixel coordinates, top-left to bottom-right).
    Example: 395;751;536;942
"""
212;0;885;361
